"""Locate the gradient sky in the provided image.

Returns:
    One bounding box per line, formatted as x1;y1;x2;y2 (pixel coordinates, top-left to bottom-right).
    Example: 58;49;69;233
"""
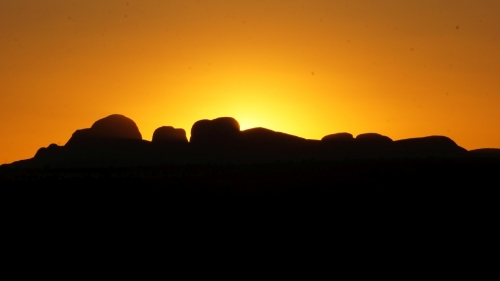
1;0;500;163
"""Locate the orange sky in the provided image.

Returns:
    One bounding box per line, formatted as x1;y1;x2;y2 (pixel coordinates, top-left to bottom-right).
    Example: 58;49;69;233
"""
1;0;500;164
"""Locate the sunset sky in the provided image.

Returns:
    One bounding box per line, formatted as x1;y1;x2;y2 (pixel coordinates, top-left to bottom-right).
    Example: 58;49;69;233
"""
1;0;500;163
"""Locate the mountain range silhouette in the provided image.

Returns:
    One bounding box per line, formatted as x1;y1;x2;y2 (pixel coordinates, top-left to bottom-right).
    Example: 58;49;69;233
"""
1;114;499;193
2;114;498;169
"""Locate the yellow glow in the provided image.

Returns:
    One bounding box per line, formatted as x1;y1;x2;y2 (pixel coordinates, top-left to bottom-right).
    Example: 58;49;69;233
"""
1;0;500;164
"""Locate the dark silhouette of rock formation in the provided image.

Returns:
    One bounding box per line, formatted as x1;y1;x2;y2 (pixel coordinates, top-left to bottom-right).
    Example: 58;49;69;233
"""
2;113;497;171
322;133;354;144
237;127;317;162
35;143;63;159
393;136;467;158
469;148;500;158
152;126;187;144
65;114;142;147
356;133;393;145
321;133;356;155
190;117;240;145
29;114;149;168
241;127;306;146
354;133;394;158
2;113;500;193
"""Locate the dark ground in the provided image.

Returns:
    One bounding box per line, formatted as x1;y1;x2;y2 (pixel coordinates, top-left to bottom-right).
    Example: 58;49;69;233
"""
2;157;497;262
2;157;498;195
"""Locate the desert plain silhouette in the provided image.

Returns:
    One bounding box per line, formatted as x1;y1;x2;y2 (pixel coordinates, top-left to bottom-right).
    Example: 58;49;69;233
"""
1;114;499;193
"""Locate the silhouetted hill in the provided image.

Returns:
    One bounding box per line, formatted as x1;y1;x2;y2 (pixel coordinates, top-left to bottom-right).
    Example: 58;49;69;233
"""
322;132;354;144
241;127;305;143
1;114;497;171
190;117;240;145
2;113;500;192
65;114;142;147
356;133;393;145
393;136;467;158
27;115;149;168
468;148;500;158
152;126;188;145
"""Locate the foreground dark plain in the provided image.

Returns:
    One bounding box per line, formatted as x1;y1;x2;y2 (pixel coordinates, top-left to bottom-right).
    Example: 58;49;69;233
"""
1;159;499;195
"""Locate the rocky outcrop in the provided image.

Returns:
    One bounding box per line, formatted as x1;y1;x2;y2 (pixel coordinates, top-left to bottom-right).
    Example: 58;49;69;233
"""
2;113;485;170
190;117;240;145
35;143;62;159
66;114;142;146
241;127;306;145
393;136;467;157
356;133;393;145
322;133;354;143
469;148;500;158
321;133;355;149
152;126;187;144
